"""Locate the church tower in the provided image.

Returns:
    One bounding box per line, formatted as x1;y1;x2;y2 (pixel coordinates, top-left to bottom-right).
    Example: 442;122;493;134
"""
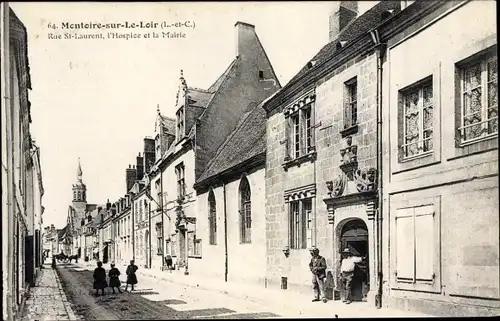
72;158;87;203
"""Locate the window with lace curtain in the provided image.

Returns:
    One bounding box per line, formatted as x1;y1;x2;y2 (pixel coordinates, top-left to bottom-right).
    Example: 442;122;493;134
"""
399;78;434;160
457;55;498;144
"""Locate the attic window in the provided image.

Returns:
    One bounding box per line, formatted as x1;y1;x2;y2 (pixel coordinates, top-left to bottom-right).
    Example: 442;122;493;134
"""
259;71;264;79
381;9;394;21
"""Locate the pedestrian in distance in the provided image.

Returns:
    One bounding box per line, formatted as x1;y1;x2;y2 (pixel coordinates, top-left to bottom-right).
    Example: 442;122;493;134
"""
51;256;57;269
108;262;122;294
93;261;108;296
165;255;173;272
124;260;138;292
309;246;328;303
340;248;365;304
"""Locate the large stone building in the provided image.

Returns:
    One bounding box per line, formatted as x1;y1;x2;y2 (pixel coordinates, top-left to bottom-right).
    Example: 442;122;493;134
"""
381;0;498;316
262;0;399;303
193;99;275;286
147;21;280;277
1;5;45;321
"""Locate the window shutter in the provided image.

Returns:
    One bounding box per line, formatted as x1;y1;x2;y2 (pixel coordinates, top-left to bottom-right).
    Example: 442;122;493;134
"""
395;208;415;281
414;205;435;281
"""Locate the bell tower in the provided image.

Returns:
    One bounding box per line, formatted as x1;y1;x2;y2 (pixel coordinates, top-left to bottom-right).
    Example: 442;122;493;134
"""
72;158;87;203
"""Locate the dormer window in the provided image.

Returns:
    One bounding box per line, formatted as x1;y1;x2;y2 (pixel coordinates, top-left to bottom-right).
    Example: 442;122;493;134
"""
176;107;185;142
259;70;264;79
155;134;161;160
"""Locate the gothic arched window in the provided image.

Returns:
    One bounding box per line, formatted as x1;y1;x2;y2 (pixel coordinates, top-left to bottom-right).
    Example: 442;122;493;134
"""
208;190;216;245
73;191;77;200
239;176;252;244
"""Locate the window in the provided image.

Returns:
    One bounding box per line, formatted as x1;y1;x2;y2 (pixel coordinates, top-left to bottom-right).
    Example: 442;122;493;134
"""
208;190;217;245
171;235;177;256
187;232;202;257
344;78;358;129
155;135;161;160
399;78;434;159
176;107;185;142
286;103;315;160
239;177;252;244
259;70;264;79
289;198;313;249
175;163;186;199
194;239;202;256
156;223;163;255
458;55;498;144
394;204;437;287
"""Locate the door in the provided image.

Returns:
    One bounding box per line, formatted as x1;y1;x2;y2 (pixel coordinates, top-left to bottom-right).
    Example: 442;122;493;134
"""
25;235;34;286
144;231;150;268
340;219;369;301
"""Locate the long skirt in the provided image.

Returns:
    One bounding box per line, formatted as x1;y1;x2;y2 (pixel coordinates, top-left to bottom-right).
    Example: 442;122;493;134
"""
109;277;121;288
126;273;138;285
93;279;108;290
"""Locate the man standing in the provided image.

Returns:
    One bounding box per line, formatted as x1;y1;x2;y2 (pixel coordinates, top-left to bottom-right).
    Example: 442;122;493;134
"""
309;247;327;303
340;248;365;304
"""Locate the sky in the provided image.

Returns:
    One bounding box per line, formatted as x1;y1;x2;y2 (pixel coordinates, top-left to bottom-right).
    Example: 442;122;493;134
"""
10;1;378;229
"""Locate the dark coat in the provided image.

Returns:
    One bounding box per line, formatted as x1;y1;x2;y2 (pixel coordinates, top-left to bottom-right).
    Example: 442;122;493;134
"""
309;255;327;279
93;267;108;289
126;264;138;285
108;267;121;288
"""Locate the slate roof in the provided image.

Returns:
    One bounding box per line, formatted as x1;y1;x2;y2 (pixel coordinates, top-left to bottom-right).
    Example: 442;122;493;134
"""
58;225;69;240
287;1;401;85
187;87;213;109
207;59;238;93
196;100;267;184
159;114;176;134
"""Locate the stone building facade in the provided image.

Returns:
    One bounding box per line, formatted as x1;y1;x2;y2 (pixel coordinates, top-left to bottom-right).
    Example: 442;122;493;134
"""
262;1;399;304
1;5;45;320
147;21;280;276
193;100;275;286
381;0;498;316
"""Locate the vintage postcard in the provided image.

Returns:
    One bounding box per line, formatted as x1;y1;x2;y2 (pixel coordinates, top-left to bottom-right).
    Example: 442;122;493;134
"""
1;1;498;320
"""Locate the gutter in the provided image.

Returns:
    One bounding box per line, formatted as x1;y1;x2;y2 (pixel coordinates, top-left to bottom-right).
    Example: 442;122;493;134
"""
369;28;386;309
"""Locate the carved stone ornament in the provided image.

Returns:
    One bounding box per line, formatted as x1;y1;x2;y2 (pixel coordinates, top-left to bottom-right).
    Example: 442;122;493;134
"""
326;174;345;198
353;168;378;193
339;136;358;180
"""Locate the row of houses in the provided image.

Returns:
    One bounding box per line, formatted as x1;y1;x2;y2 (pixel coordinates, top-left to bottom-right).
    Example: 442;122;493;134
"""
1;4;46;321
61;1;498;316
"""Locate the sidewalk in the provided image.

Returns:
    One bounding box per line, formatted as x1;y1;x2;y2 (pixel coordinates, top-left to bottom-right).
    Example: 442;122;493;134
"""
77;261;432;318
21;263;78;321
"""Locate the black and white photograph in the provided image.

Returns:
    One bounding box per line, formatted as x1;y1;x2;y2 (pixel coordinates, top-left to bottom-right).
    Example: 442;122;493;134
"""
1;1;498;320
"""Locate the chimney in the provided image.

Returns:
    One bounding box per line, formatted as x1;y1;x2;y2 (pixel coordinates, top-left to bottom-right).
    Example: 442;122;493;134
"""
106;199;111;210
143;138;156;174
98;206;102;213
126;165;137;192
234;21;255;58
136;152;144;181
329;1;358;43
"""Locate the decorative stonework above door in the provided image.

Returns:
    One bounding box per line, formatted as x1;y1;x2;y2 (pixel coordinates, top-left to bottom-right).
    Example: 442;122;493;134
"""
339;136;358;180
353;168;378;193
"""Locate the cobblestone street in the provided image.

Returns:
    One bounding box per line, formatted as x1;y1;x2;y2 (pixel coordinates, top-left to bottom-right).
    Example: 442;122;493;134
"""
21;263;78;321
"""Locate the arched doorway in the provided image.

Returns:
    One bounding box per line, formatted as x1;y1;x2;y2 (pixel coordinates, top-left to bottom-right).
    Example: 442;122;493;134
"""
340;219;369;301
144;231;150;268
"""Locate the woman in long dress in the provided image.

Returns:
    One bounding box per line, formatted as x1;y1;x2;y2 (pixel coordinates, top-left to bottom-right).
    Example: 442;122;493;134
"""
108;263;122;294
93;261;108;296
124;260;138;292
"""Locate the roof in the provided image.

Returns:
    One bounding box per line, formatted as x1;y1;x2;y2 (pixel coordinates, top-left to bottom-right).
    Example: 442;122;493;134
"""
287;1;401;85
57;225;69;240
187;87;213;109
207;59;237;93
195;100;267;184
159;114;176;134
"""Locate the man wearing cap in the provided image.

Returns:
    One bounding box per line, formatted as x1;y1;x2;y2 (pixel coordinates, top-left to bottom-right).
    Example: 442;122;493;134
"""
340;248;365;304
309;247;328;303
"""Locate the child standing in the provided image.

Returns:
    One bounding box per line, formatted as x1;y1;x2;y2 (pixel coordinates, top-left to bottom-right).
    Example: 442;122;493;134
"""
108;263;122;294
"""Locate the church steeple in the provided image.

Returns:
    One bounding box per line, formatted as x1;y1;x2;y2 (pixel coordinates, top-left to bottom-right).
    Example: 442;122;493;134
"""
72;157;87;202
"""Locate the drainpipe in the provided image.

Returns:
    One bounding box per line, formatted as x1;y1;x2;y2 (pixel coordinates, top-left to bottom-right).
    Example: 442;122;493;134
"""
148;201;152;268
222;182;228;282
132;196;135;261
160;170;165;269
370;28;386;309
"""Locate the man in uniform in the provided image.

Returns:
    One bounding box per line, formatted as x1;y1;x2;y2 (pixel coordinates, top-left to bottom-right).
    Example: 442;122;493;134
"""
340;248;365;304
309;246;328;303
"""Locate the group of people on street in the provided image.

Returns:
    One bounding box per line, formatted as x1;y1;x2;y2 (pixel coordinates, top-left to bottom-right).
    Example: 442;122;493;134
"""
309;246;365;305
93;260;139;296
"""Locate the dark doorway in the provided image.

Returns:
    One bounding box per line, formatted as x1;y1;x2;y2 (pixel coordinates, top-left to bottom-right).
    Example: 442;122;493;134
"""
103;245;109;264
340;219;369;301
25;235;34;286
